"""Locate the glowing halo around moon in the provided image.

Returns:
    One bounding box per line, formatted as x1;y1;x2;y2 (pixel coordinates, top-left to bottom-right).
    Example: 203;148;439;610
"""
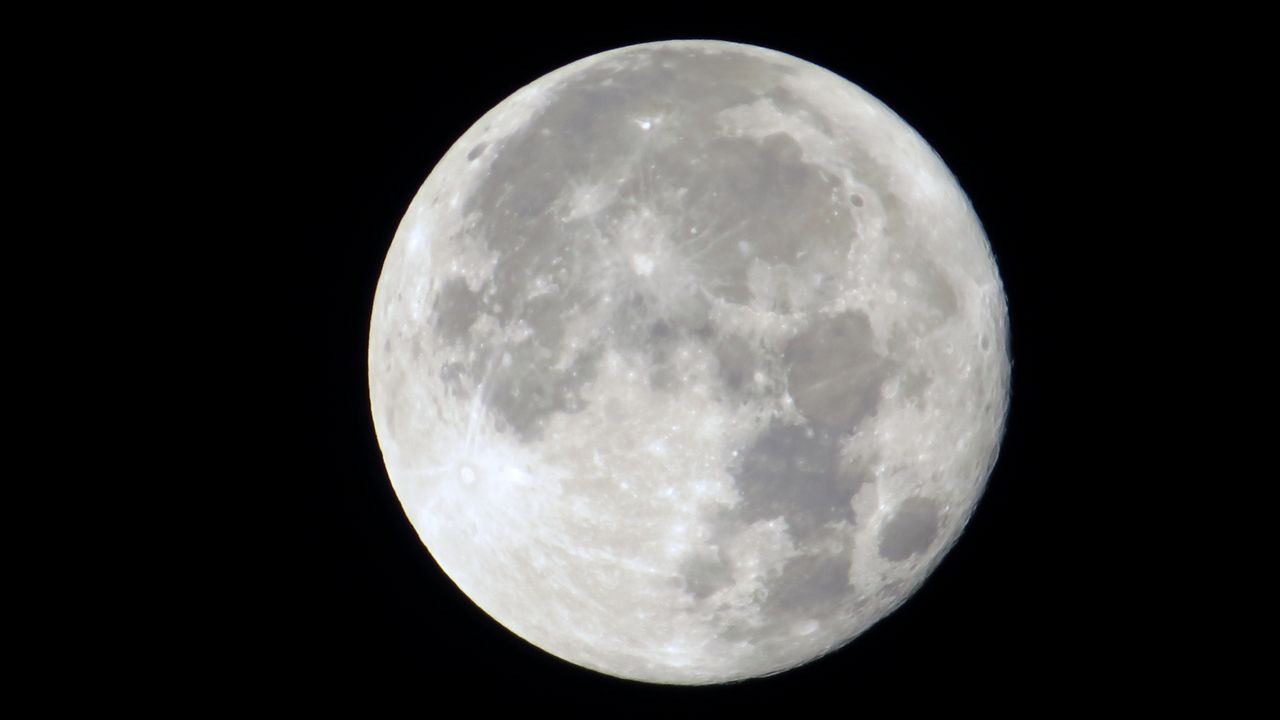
368;40;1010;685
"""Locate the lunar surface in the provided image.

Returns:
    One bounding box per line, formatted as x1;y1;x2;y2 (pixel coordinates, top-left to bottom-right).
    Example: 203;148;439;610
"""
369;40;1010;684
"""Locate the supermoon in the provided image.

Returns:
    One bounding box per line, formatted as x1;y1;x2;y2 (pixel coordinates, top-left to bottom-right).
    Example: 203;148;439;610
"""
368;40;1009;684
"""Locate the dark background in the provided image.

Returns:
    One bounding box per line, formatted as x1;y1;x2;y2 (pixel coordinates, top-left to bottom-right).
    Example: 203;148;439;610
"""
249;12;1152;711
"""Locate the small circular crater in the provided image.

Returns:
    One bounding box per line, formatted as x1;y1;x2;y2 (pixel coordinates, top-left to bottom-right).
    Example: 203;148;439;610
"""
849;193;863;207
632;254;655;276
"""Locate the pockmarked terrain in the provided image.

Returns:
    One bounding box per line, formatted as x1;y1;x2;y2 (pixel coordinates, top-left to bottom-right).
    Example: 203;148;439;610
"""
369;40;1010;684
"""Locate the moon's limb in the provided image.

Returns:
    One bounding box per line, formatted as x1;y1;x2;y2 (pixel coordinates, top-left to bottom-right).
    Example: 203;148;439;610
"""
369;40;1010;684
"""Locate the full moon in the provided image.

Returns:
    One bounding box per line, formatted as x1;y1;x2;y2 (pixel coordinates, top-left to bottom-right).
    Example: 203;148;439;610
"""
368;40;1009;684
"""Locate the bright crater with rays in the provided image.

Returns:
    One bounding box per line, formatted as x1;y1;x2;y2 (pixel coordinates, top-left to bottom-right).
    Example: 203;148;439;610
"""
369;40;1010;684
